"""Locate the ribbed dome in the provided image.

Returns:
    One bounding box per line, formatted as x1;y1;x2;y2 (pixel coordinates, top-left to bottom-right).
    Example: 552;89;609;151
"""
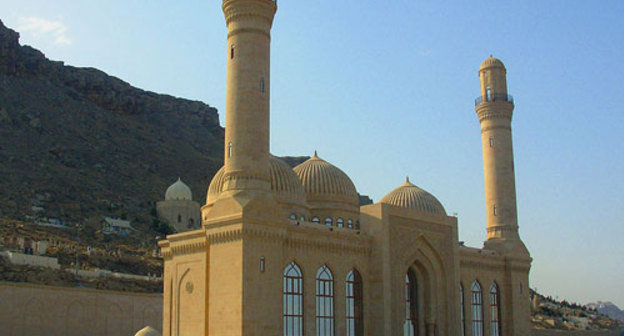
293;152;359;207
206;166;225;204
206;156;306;206
134;326;160;336
380;177;446;216
165;178;192;201
480;55;506;71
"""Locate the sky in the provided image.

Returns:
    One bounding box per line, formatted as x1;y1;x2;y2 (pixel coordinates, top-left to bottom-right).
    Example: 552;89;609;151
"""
1;1;623;308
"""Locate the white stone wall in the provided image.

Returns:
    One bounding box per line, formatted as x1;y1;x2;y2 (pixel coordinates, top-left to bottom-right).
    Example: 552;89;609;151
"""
0;251;60;269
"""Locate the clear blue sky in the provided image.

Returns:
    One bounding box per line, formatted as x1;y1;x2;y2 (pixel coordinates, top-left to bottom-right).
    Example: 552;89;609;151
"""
2;1;623;308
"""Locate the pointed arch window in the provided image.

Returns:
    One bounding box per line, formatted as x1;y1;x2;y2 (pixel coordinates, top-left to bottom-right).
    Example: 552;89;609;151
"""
337;218;344;228
347;219;353;229
490;283;501;336
316;265;334;336
312;217;320;224
403;269;418;336
460;283;466;336
325;218;333;226
471;281;484;336
284;262;304;336
346;269;363;336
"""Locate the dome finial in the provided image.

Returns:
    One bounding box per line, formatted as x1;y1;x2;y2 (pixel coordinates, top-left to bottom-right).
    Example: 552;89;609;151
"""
406;176;410;183
313;150;318;158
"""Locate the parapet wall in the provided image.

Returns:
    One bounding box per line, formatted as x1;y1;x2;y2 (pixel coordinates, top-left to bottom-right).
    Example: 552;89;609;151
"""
0;281;162;336
533;329;623;336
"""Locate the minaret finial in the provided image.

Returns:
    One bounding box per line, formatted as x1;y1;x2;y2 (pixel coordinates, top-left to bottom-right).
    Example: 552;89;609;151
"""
406;176;410;183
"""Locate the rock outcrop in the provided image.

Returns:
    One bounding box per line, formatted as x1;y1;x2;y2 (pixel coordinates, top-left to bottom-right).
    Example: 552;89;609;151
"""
0;19;224;223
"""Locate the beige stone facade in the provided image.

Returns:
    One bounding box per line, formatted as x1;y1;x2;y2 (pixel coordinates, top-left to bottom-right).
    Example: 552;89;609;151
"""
160;1;533;335
0;281;162;336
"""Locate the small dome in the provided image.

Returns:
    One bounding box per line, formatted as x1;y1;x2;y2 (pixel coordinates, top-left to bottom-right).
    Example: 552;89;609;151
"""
380;177;446;216
293;152;359;208
165;178;192;201
206;156;306;207
135;326;160;336
479;55;506;71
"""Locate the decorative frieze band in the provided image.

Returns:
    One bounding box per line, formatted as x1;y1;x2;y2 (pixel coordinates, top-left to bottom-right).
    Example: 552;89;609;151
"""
481;125;512;134
228;27;271;39
476;109;513;122
164;225;371;258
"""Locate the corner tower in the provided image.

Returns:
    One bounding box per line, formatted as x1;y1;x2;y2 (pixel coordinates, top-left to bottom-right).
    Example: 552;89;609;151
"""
222;0;276;193
475;56;529;256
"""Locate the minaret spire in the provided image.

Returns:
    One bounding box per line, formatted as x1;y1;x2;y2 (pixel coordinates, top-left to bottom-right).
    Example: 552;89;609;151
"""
475;56;529;256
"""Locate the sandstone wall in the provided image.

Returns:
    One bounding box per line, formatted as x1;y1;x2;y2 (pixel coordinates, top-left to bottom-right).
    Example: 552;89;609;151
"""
0;281;162;336
533;329;623;336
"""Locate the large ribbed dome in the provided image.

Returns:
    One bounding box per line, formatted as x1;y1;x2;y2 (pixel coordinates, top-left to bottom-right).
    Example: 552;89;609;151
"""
380;177;446;216
206;156;306;206
293;152;359;207
165;178;192;201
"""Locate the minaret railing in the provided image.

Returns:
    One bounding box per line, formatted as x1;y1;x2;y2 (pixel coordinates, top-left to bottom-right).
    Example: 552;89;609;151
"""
474;94;514;106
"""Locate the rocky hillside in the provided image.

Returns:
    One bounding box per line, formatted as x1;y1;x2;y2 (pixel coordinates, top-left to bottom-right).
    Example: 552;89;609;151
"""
0;20;224;223
531;290;623;331
588;302;624;323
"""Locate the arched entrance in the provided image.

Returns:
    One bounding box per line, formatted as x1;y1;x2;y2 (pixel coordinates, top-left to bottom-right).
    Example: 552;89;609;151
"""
402;237;447;336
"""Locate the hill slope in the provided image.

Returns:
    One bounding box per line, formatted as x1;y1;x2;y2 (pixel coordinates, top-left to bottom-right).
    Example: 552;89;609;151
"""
0;20;224;223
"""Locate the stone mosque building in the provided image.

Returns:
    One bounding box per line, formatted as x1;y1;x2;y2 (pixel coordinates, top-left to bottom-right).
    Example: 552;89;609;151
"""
158;0;532;335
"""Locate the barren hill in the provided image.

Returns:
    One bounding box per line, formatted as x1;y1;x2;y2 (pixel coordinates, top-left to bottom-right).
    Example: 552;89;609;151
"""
0;20;224;223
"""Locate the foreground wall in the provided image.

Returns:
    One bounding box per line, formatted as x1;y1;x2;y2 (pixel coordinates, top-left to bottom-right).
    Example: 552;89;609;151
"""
0;282;162;336
532;329;623;336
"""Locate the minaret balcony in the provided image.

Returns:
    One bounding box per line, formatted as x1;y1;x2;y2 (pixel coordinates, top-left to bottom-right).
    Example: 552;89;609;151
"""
475;93;514;106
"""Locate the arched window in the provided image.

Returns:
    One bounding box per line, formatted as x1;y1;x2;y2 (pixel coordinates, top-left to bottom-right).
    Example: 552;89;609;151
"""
471;281;484;336
404;269;417;336
260;77;265;93
177;214;182;223
228;141;233;158
316;265;334;336
460;283;466;336
486;86;492;101
312;217;320;224
230;44;235;59
490;283;501;336
347;219;353;228
346;269;363;336
337;218;344;228
284;262;303;336
188;218;194;229
290;213;297;220
325;218;333;226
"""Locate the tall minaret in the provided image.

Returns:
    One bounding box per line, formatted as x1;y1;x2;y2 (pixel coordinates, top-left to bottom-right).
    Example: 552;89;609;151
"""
221;0;277;194
475;56;529;256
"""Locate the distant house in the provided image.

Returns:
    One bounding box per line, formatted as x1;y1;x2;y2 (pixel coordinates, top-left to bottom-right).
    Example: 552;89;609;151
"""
102;217;134;235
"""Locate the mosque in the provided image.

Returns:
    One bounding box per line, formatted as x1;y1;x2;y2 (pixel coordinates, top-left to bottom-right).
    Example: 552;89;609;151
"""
158;0;532;335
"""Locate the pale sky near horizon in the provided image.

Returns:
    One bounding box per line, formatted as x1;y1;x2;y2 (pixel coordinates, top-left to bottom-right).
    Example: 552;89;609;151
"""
1;1;623;308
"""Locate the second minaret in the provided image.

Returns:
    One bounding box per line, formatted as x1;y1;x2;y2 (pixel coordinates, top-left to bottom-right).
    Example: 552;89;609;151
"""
475;56;528;256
